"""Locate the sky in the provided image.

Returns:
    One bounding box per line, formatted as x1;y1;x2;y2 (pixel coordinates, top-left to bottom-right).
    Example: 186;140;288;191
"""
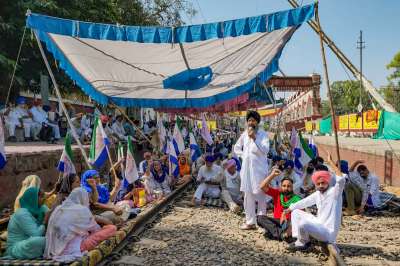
183;0;400;99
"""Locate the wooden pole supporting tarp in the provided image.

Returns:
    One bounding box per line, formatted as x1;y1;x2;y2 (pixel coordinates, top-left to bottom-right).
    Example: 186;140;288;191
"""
315;3;341;163
33;30;92;169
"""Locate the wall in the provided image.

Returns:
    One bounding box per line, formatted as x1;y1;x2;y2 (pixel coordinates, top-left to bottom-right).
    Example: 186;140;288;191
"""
318;143;400;187
0;145;147;210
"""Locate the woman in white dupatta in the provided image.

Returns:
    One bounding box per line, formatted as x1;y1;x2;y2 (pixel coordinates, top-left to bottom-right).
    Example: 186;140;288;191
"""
45;187;116;262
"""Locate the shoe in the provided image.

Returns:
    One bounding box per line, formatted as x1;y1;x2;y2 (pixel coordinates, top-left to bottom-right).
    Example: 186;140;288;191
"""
287;242;311;252
24;137;32;142
240;223;257;230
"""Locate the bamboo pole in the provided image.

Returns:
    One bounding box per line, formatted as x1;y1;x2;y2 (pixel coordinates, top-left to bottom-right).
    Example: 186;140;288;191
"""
315;3;341;162
33;30;92;168
110;103;153;146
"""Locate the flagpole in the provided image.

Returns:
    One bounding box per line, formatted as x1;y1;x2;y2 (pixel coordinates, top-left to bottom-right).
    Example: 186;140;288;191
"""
106;145;119;185
33;30;91;169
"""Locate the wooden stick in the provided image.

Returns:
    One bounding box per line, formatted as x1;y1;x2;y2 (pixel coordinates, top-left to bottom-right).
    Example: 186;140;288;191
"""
106;144;119;187
315;3;341;163
33;30;91;169
110;103;153;146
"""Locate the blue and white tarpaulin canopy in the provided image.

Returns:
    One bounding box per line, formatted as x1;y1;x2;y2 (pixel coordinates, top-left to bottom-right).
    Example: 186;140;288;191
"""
26;4;315;109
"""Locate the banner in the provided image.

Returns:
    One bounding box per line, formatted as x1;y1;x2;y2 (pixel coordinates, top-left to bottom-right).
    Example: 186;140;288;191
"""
339;114;349;130
363;110;380;130
305;121;313;132
348;113;362;130
197;120;217;131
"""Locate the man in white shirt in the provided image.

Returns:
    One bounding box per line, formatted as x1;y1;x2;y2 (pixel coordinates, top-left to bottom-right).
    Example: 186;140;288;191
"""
234;111;270;230
345;160;382;215
111;115;128;142
138;152;152;178
192;155;223;205
4;97;37;141
30;102;61;140
282;156;345;251
221;159;242;213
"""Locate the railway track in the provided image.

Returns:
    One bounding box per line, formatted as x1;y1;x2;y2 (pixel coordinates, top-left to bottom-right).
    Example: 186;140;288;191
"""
2;180;399;265
98;181;347;266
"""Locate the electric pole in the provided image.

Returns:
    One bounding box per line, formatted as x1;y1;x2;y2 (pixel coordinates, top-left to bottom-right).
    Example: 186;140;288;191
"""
357;30;365;136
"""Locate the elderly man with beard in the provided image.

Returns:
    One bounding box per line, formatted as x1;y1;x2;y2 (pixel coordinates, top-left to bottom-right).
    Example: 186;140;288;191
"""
192;155;223;205
234;110;270;230
282;155;346;252
258;168;302;241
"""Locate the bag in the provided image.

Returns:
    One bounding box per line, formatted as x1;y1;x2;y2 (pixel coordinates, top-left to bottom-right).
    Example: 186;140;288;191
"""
133;188;147;207
39;125;53;141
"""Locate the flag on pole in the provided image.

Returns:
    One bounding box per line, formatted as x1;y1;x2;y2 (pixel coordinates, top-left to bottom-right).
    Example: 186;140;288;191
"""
117;142;124;162
0;119;7;169
189;132;201;163
168;140;180;178
89;117;110;169
125;136;139;184
308;135;318;158
293;132;315;172
57;132;76;176
173;121;185;155
200;113;213;145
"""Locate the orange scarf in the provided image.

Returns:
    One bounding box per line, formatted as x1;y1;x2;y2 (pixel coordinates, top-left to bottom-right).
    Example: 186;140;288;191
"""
179;161;191;177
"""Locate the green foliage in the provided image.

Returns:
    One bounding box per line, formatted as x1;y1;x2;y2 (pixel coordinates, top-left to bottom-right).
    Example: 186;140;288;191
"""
0;0;195;104
330;80;373;115
320;100;331;117
382;51;400;112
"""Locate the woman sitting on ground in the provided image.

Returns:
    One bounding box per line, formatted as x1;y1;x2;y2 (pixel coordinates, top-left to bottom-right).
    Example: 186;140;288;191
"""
5;187;48;259
45;187;117;262
143;160;171;199
81;170;125;225
177;154;192;185
14;175;58;211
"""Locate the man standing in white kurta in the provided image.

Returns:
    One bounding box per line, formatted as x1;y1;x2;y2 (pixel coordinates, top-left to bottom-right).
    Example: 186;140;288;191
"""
234;111;270;230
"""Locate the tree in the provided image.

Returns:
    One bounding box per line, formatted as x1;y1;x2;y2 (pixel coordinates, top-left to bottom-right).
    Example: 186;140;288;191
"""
382;51;400;112
0;0;196;105
320;100;331;117
330;80;373;115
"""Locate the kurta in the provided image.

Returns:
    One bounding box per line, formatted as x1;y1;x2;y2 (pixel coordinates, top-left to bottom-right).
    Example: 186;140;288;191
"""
348;171;381;208
234;129;270;194
289;174;346;243
5;208;46;259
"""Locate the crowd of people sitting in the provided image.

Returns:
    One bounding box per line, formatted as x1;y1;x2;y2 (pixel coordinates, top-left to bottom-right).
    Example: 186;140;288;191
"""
1;96;158;146
1;109;397;262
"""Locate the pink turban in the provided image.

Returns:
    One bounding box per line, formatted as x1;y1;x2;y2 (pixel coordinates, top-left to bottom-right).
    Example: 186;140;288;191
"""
226;159;236;169
311;170;331;185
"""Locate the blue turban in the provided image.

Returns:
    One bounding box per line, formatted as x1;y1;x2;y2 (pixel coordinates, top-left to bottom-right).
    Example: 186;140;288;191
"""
284;159;294;169
205;155;215;163
16;96;26;105
340;160;349;175
81;170;110;204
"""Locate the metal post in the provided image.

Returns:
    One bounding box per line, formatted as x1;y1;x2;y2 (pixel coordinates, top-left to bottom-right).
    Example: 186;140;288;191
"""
33;31;92;168
315;3;341;162
357;30;365;136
